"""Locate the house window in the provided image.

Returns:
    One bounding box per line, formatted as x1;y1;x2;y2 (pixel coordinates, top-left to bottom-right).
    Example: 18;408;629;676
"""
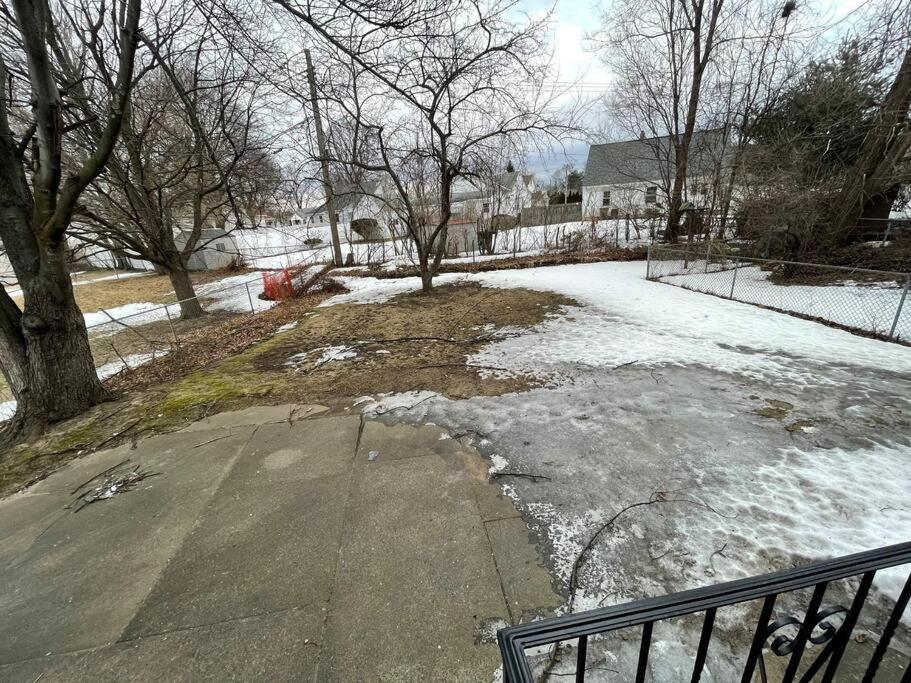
318;214;324;222
644;186;657;204
215;243;226;252
700;183;709;196
482;202;490;213
602;191;611;207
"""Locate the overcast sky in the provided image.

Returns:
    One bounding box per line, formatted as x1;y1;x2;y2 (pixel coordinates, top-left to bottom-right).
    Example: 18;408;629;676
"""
523;0;874;177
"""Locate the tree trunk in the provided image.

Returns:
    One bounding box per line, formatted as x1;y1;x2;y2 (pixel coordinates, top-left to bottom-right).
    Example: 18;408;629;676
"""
20;282;106;425
0;287;27;400
166;264;205;319
417;247;433;293
0;246;106;437
827;47;911;244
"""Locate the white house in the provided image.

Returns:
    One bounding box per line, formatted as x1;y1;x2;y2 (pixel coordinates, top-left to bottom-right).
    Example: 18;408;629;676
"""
581;130;728;219
298;206;330;228
451;171;536;219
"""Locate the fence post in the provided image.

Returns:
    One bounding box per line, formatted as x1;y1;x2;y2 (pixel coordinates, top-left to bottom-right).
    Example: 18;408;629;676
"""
729;258;740;299
704;240;711;274
646;244;652;279
888;274;910;340
246;282;255;312
164;304;179;347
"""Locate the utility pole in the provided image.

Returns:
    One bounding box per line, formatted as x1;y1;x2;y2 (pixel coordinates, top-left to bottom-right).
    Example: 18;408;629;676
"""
305;48;343;267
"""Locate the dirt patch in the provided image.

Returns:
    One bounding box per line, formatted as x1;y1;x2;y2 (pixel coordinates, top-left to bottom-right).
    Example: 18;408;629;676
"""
245;282;572;402
0;281;575;497
754;399;794;419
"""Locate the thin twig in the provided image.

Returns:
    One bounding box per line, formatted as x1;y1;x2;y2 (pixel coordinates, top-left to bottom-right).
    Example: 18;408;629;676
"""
492;471;551;482
70;458;131;495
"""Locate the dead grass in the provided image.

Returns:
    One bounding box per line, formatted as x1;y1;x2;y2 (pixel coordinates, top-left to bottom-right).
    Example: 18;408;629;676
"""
11;268;250;312
0;280;576;497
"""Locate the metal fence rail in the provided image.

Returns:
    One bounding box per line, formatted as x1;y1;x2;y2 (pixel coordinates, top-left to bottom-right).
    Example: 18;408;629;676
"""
498;541;911;682
81;256;330;381
646;244;911;342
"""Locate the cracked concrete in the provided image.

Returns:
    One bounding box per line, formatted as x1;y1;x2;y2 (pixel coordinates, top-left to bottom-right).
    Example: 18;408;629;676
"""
0;404;559;681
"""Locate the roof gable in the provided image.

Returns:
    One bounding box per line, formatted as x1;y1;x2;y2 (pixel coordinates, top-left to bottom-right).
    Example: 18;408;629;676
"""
583;130;727;187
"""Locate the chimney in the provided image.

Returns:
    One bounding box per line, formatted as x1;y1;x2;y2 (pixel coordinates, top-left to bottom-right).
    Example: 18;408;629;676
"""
639;131;646;141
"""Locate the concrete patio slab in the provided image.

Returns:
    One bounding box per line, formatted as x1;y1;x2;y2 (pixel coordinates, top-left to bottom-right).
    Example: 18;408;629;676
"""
0;404;558;681
319;457;509;681
355;420;455;463
290;403;330;421
484;516;562;622
228;416;360;482
0;491;70;566
123;471;349;637
123;418;359;635
178;405;295;432
0;604;323;682
472;480;523;522
0;428;254;662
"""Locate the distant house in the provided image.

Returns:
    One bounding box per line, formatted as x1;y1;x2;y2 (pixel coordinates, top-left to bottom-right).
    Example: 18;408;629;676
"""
176;229;240;270
298;206;330;228
451;172;536;220
581;130;728;219
333;182;389;230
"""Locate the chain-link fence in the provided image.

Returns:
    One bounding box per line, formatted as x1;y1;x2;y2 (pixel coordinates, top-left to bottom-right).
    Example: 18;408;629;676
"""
81;260;334;382
647;244;911;343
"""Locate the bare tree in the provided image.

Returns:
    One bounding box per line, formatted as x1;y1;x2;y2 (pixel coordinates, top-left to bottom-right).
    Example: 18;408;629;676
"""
595;0;729;241
827;4;911;242
71;6;271;318
268;0;575;291
0;0;141;433
593;0;816;242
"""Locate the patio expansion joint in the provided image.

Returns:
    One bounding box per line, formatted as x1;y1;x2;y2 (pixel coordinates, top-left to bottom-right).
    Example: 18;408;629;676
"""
313;414;363;682
109;424;262;648
477;491;516;625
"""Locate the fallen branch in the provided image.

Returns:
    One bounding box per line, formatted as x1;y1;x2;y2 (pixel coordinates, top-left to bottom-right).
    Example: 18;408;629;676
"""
492;471;551;482
543;490;729;682
353;334;508;346
70;458;132;495
368;394;436;416
412;362;515;373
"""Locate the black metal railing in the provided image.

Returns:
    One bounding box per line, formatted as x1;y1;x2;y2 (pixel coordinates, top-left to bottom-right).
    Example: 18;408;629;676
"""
498;541;911;682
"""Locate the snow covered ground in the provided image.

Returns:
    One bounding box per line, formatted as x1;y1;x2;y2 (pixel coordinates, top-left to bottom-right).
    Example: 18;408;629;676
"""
231;219;648;271
231;224;411;269
337;261;911;677
661;262;909;340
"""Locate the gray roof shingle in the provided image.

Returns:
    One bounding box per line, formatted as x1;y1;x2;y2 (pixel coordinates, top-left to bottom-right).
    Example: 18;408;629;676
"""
584;130;727;187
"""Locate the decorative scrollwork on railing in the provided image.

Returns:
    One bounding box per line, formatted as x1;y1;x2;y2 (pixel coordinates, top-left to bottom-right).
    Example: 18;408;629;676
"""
758;605;848;682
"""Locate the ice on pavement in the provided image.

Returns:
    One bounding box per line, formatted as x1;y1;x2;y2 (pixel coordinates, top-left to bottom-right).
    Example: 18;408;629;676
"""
347;260;911;627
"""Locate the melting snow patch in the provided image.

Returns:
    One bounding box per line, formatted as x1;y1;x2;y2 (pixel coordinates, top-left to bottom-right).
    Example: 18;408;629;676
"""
286;345;357;369
488;454;509;473
359;390;439;416
274;321;299;335
95;352;168;381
